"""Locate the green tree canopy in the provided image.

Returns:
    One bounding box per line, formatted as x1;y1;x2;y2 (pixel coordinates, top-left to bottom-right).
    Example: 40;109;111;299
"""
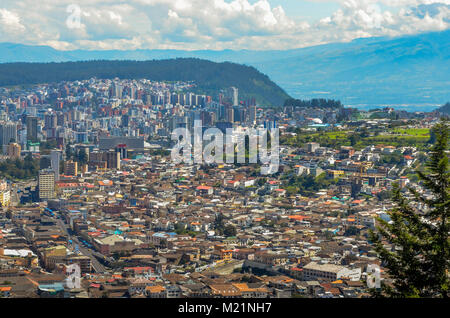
370;120;449;298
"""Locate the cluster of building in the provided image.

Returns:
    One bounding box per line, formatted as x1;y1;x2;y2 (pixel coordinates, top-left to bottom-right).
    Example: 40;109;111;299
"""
0;78;443;298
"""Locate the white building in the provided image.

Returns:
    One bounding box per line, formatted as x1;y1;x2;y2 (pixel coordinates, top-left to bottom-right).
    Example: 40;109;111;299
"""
302;262;361;281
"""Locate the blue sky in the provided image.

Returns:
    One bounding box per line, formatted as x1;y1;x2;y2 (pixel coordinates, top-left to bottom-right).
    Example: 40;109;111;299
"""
0;0;449;50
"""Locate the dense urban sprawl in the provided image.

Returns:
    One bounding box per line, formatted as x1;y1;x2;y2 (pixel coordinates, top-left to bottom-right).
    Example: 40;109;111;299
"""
0;78;447;298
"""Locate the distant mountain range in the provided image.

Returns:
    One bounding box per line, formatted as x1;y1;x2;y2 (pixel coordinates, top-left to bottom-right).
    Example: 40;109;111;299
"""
1;30;449;109
0;59;290;106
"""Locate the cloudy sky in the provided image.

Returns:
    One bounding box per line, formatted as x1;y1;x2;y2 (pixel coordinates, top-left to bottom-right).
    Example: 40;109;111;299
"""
0;0;449;51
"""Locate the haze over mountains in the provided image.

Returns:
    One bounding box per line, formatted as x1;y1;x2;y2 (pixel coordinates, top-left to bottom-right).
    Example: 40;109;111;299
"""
1;30;449;110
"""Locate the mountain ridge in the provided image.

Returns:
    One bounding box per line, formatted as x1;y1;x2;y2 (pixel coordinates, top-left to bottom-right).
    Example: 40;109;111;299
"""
0;58;290;106
1;30;449;109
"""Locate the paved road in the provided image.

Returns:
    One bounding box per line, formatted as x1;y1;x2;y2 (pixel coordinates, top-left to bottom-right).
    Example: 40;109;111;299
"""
8;181;109;274
56;218;108;273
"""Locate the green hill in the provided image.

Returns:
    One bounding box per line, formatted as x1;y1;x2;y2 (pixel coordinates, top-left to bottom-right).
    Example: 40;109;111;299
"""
0;58;290;106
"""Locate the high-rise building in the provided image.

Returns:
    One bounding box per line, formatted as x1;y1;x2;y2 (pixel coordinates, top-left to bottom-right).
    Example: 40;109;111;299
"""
235;107;247;123
113;83;123;99
80;164;89;174
122;114;129;128
227;87;239;106
0;122;17;154
201;111;215;127
44;112;58;139
7;143;21;159
56;112;65;126
39;169;55;200
164;91;171;105
50;150;62;181
0;179;10;207
0;189;10;207
248;105;256;125
232;87;239;106
44;113;57;129
226;105;234;123
64;160;78;176
129;86;136;100
105;151;121;170
26;116;39;142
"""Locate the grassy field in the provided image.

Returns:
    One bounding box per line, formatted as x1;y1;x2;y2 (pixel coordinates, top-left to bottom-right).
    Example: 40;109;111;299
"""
359;135;429;148
392;128;430;137
282;127;431;150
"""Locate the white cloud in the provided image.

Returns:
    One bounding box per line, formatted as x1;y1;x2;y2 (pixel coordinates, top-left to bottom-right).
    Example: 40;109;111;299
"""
0;0;448;50
0;8;25;39
315;0;449;41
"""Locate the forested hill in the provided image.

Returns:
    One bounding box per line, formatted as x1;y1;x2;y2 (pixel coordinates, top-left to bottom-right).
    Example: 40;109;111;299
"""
0;58;290;106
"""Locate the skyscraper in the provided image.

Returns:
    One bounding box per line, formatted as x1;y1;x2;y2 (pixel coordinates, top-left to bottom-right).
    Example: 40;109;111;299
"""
229;87;239;106
44;113;57;129
0;122;17;154
248;104;256;125
26;116;38;142
7;143;21;159
39;169;55;200
64;160;78;176
50;150;62;181
113;82;123;99
44;112;57;139
226;105;234;123
105;151;121;170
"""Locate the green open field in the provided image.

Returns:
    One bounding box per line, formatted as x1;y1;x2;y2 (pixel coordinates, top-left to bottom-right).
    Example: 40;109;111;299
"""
392;128;430;137
282;127;431;150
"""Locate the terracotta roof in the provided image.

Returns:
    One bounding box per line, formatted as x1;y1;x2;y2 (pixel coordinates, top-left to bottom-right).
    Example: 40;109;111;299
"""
196;185;212;190
145;285;165;293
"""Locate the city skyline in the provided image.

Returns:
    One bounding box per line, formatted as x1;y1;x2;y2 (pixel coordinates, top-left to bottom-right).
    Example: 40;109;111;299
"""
0;0;448;303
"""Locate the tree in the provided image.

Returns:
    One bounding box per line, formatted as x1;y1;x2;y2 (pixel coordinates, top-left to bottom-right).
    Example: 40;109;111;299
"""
214;213;225;235
224;225;237;237
345;226;360;236
370;120;449;298
349;134;359;146
66;143;73;160
76;150;88;165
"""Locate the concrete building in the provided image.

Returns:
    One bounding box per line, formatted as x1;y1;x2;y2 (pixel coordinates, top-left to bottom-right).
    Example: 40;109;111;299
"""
26;116;39;142
0;122;17;154
306;142;320;153
7;142;21;159
99;137;145;151
51;150;62;181
39;169;56;200
302;262;361;282
64;160;78;176
105;151;121;170
0;189;10;207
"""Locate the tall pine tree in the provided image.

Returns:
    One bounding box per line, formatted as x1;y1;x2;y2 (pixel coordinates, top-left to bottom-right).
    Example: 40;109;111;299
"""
370;120;449;298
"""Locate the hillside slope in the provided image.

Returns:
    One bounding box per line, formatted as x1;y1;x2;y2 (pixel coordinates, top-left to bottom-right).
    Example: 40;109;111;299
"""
0;59;290;106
